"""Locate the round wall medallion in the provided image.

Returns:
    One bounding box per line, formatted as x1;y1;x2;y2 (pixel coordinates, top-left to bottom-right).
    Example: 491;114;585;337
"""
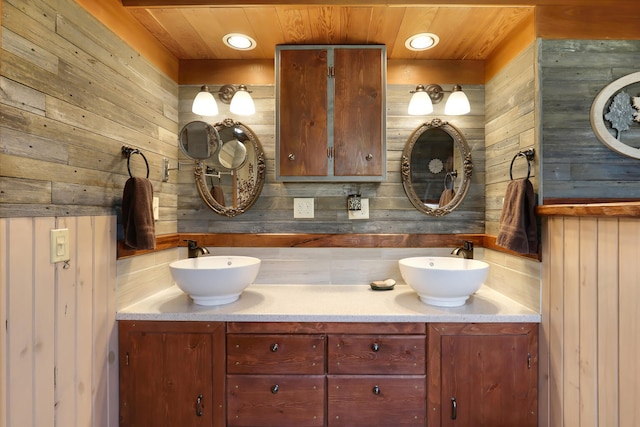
428;158;443;174
590;71;640;159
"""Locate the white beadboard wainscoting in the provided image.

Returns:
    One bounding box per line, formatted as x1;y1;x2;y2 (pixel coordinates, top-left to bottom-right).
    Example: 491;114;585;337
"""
540;216;640;427
0;216;118;427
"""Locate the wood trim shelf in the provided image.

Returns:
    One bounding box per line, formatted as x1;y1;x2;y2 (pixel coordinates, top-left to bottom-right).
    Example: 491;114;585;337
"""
537;201;640;218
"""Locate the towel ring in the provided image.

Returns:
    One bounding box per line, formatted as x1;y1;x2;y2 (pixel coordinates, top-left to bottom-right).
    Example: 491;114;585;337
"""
509;148;535;180
444;170;457;190
121;146;150;178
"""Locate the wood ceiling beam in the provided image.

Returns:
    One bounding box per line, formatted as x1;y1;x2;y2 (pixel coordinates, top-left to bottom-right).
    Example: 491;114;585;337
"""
121;0;637;7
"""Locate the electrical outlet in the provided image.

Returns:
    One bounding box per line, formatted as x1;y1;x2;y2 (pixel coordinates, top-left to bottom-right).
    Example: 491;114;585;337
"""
348;199;369;220
294;198;314;219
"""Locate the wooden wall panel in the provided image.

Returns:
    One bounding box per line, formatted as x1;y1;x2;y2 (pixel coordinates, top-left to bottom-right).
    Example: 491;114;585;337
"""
0;215;117;427
1;0;179;238
541;215;640;427
539;40;640;201
176;83;486;235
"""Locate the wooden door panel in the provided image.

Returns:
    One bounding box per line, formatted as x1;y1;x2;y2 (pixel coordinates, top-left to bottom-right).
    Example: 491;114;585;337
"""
333;48;384;177
278;48;328;177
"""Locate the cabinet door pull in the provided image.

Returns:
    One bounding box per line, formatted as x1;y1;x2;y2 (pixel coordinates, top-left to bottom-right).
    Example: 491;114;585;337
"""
372;385;381;395
366;153;373;161
288;153;295;161
271;384;279;394
371;342;380;352
527;352;531;369
195;394;204;417
271;343;279;352
450;397;457;420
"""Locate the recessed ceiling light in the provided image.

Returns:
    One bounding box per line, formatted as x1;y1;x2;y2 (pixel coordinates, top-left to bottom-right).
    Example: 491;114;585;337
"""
223;33;256;51
405;33;440;51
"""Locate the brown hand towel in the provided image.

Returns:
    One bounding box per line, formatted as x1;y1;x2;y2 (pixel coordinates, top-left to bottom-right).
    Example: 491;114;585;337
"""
496;178;537;254
439;188;456;207
210;185;225;205
122;177;156;250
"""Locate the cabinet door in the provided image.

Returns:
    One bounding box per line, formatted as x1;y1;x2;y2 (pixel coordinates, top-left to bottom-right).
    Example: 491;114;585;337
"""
333;48;384;177
427;323;538;427
277;48;328;177
119;321;225;427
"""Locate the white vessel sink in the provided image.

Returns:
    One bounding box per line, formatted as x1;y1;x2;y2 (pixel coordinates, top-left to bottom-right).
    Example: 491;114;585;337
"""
398;257;490;307
169;256;261;306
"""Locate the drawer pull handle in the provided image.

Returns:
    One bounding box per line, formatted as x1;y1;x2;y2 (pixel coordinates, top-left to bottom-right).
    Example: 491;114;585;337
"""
195;394;204;417
451;397;457;420
373;385;381;395
371;342;380;352
271;343;279;352
271;384;279;394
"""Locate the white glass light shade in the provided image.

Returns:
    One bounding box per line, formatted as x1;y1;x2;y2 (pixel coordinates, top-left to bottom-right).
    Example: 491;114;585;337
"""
408;87;433;115
444;86;471;115
192;86;218;116
229;86;256;116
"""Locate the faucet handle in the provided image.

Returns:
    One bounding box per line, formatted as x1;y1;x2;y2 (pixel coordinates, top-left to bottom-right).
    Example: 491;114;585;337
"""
462;240;473;251
184;239;197;249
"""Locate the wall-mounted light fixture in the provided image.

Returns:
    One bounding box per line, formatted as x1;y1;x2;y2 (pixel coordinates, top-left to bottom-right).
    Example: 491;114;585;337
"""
191;84;256;117
408;84;471;116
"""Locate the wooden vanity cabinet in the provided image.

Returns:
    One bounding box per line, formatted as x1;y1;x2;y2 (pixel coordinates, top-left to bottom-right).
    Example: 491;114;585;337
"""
427;323;538;427
118;321;226;427
276;45;386;182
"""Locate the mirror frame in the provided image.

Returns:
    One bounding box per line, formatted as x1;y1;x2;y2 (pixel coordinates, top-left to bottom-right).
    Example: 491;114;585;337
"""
401;118;473;217
193;118;266;217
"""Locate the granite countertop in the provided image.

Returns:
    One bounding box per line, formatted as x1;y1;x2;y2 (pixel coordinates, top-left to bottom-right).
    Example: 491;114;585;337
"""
117;284;540;323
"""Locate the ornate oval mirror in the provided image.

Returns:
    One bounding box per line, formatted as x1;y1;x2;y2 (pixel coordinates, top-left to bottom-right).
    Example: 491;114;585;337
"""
179;119;266;217
401;118;473;216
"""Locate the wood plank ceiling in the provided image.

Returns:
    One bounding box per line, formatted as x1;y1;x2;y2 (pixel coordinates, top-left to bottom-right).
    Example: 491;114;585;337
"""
121;4;534;61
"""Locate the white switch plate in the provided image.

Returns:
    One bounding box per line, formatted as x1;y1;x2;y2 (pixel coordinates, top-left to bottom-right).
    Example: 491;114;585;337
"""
50;228;70;263
153;197;159;221
294;198;314;219
348;198;369;220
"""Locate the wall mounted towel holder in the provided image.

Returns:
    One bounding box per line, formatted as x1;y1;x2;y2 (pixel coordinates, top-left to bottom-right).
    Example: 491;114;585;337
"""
509;148;535;180
121;146;150;178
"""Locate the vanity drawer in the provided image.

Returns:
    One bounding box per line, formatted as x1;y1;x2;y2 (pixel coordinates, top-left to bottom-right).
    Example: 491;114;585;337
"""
327;375;426;426
227;374;326;427
328;335;425;374
227;334;326;374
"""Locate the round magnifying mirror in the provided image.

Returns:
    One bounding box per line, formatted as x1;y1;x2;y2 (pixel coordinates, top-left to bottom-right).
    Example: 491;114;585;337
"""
178;121;219;160
218;139;247;169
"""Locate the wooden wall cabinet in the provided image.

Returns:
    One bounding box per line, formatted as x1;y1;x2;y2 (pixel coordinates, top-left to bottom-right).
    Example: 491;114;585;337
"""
427;323;539;427
276;45;386;182
118;321;226;427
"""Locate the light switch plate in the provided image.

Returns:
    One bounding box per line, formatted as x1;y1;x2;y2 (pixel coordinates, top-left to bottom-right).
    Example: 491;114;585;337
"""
50;228;70;263
153;197;159;221
348;199;369;220
294;198;314;219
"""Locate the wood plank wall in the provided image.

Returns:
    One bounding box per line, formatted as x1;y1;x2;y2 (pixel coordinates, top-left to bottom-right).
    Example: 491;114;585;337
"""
0;215;118;427
540;39;640;200
484;42;538;235
539;215;640;427
177;83;486;234
0;0;179;236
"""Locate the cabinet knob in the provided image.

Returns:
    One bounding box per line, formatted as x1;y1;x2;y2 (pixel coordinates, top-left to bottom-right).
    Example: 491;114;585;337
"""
372;385;381;395
271;343;279;352
288;154;295;161
366;154;373;161
271;384;279;394
371;342;380;352
195;394;204;417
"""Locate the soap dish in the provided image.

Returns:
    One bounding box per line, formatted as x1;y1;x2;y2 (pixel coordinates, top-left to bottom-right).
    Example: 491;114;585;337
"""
370;279;396;291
